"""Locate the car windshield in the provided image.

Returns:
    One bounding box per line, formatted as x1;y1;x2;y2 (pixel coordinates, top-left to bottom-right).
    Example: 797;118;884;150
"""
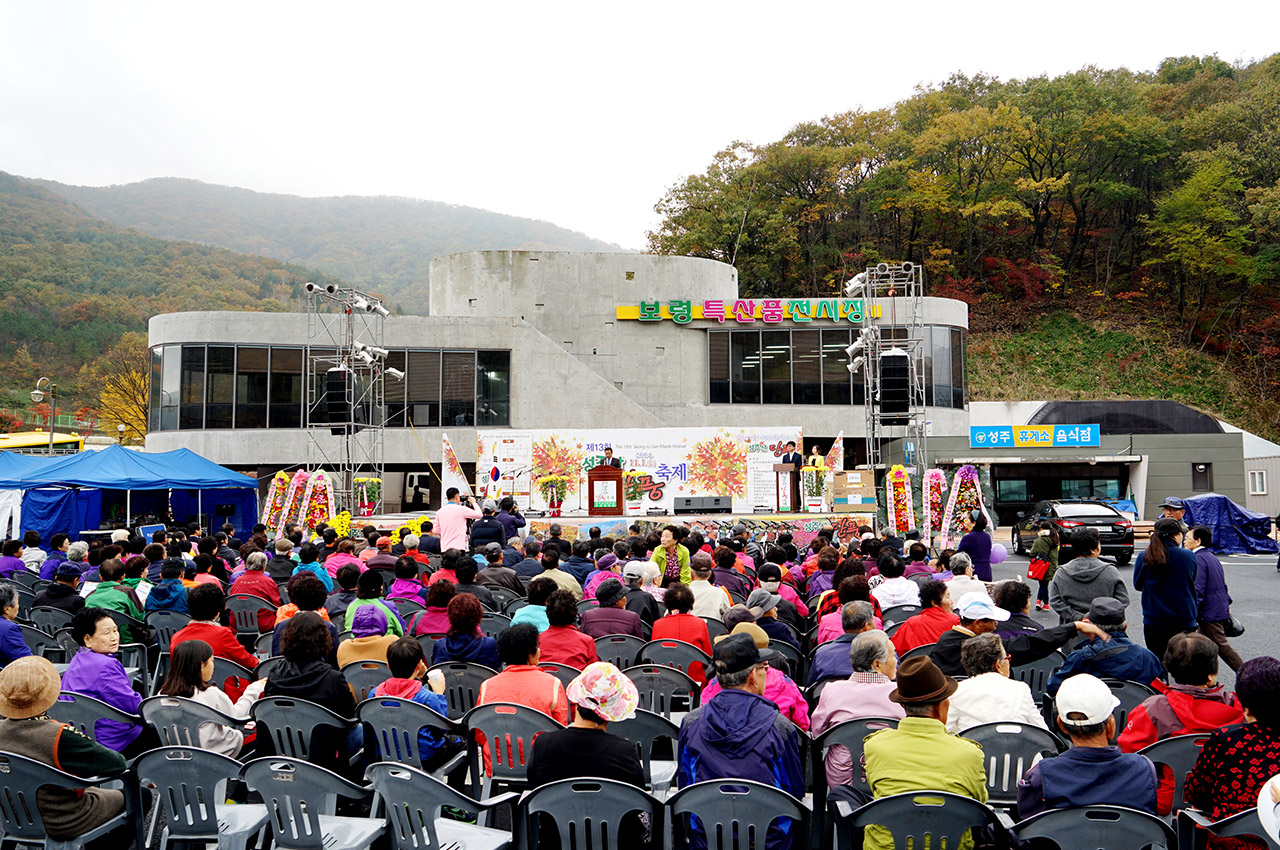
1057;503;1120;518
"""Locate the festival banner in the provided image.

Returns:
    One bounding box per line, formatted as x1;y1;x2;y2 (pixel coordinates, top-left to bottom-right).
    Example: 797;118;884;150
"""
476;426;803;514
441;433;473;499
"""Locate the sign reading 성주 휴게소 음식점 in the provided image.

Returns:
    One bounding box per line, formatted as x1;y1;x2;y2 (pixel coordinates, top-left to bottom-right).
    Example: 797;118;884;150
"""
968;424;1100;449
475;427;804;513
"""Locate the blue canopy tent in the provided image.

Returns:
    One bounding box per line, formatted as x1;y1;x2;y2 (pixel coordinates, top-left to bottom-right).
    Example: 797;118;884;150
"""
1183;493;1278;556
0;451;58;488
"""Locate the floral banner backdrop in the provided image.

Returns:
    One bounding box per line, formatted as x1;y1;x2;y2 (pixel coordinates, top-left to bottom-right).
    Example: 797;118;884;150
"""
886;465;917;533
938;464;994;549
923;468;948;540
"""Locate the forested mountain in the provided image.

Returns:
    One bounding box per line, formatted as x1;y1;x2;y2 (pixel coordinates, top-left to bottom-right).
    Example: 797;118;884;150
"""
651;53;1280;434
0;172;343;401
37;178;621;312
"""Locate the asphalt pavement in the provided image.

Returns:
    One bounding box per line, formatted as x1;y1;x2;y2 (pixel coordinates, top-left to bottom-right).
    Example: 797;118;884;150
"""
989;529;1276;689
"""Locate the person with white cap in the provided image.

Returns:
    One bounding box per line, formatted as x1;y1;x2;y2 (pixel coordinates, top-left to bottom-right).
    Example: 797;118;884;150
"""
620;559;661;626
688;551;732;620
1016;673;1157;818
746;587;800;651
928;592;1011;678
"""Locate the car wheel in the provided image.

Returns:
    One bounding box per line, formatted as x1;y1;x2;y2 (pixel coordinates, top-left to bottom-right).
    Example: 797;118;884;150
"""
1115;550;1132;566
1012;528;1026;555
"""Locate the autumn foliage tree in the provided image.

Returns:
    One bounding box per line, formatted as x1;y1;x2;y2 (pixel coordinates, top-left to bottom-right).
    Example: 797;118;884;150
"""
78;332;150;444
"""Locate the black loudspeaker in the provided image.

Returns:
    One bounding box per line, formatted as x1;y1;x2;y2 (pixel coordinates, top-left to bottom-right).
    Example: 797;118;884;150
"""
327;367;350;435
879;349;911;426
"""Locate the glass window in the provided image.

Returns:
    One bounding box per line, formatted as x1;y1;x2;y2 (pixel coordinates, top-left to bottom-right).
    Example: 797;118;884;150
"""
307;348;336;426
952;328;965;409
384;350;407;427
933;329;951;409
822;329;851;405
149;348;162;431
407;350;440;427
1250;470;1268;496
921;327;934;406
180;345;206;429
761;330;791;404
476;350;510;426
235;347;268;428
730;331;761;404
708;333;730;403
269;348;303;428
204;346;234;429
791;330;821;404
442;351;475;426
996;479;1029;501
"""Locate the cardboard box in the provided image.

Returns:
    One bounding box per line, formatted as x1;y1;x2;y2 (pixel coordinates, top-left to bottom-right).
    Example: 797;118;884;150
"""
831;471;877;513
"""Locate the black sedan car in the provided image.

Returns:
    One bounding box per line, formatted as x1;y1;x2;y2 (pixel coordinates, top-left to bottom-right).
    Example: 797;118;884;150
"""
1011;499;1135;565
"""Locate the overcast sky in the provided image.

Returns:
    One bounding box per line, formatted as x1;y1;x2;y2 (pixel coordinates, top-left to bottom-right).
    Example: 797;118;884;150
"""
2;2;1277;250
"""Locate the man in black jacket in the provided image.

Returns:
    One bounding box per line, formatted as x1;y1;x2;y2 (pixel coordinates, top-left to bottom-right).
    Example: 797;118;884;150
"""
562;539;595;585
468;501;506;551
512;539;543;578
266;538;298;581
32;562;87;613
621;562;660;626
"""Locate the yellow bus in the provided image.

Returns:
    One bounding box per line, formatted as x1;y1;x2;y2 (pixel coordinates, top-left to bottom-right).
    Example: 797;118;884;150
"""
0;431;85;455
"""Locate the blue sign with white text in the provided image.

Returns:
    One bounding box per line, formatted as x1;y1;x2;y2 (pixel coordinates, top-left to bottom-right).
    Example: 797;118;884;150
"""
969;424;1100;449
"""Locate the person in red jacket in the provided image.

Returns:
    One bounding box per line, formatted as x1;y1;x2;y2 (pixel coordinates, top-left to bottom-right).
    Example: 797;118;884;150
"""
651;582;712;684
227;551;281;632
1118;631;1244;814
538;590;598;670
170;584;259;698
890;580;958;656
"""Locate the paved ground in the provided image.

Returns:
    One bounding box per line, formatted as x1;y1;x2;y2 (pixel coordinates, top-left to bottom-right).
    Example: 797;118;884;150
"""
989;529;1276;688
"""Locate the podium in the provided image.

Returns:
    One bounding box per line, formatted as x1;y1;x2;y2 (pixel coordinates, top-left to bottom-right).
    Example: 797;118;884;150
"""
588;464;623;516
773;463;800;513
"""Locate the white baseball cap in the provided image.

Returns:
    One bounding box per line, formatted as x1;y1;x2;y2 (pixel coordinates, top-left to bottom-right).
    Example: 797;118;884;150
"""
1055;674;1121;727
1258;774;1280;845
956;592;1010;622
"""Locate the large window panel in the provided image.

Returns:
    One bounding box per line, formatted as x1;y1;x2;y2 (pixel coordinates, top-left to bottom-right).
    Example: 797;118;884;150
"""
791;330;821;404
180;345;206;429
149;348;163;431
160;346;180;431
708;332;730;404
922;327;934;406
761;330;792;404
821;329;851;405
952;328;966;409
306;348;336;426
269;348;303;428
933;329;951;409
204;346;234;428
476;350;510;426
384;350;407;427
407;350;440;427
730;331;761;404
235;346;268;428
442;351;476;426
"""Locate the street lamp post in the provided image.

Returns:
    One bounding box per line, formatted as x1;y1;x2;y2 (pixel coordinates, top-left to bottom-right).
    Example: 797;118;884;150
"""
30;377;58;456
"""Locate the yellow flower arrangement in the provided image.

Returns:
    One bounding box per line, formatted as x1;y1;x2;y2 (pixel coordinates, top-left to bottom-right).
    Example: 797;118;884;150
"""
388;514;430;546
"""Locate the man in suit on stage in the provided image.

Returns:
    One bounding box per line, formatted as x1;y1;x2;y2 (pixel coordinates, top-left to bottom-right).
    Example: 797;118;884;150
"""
781;441;803;469
601;447;622;468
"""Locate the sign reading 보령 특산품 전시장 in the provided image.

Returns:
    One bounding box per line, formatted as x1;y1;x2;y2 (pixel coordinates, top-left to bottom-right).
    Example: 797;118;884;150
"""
616;299;882;324
969;425;1101;449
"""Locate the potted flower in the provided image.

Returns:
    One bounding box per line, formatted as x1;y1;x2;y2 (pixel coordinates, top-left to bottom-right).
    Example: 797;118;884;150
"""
537;475;570;517
623;471;647;515
801;464;829;513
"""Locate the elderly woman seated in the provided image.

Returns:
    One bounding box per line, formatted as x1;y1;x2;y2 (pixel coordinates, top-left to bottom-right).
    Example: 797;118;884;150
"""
810;630;905;787
945;632;1048;733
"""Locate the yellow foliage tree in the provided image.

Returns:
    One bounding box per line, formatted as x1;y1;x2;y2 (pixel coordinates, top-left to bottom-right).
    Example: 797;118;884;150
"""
79;332;150;444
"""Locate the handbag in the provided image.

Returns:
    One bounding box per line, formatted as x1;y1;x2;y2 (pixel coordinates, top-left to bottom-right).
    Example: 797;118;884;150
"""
1223;614;1246;638
1027;558;1051;581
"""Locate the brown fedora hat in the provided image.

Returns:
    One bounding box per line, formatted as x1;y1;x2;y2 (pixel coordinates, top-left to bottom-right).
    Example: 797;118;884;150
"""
889;656;959;705
0;656;62;720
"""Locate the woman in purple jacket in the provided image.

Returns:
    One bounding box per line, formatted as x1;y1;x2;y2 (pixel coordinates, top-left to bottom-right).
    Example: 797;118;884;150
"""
58;608;147;755
1188;526;1242;672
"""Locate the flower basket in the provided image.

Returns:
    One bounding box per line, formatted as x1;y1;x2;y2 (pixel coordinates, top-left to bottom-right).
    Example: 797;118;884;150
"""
623;471;646;515
537;475;570;516
801;466;829;513
886;465;917;534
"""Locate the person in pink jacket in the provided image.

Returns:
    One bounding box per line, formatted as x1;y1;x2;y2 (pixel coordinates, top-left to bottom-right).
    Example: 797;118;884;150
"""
699;622;810;731
322;539;366;578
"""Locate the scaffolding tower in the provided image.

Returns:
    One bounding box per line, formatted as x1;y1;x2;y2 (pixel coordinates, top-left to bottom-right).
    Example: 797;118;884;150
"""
304;283;398;514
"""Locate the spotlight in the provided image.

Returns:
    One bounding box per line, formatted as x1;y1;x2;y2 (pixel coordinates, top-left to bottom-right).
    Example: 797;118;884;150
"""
353;297;370;312
846;355;865;373
367;345;389;359
386;367;405;380
356;351;375;367
305;281;319;293
371;304;391;318
843;272;867;296
845;340;865;358
325;283;338;295
901;261;914;273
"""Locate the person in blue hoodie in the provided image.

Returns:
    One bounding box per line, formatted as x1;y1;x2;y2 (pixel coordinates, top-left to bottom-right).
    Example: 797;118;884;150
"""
1133;517;1200;662
677;633;804;850
431;593;501;668
372;637;466;775
1047;598;1165;696
37;534;70;581
144;559;190;615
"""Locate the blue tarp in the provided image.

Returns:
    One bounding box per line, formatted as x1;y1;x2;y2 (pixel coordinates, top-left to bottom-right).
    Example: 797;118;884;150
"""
8;444;256;490
1183;493;1278;555
20;488;103;544
170;488;258;539
0;452;57;488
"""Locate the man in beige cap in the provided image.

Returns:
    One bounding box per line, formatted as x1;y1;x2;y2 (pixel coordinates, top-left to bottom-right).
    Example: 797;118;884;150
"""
0;656;128;840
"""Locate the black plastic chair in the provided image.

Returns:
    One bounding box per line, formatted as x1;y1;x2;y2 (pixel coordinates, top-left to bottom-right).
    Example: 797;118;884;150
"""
226;594;276;635
880;604;921;628
1010;650;1066;706
253;631;274;659
480;612;512;640
504;597;530;616
520;777;664;850
7;570;38;589
241;756;386;850
610;707;680;796
462;701;564;800
1100;678;1159;737
900;642;936;663
0;750;146;850
669;778;810;850
48;691;143;743
770;639;804;681
958;722;1063;808
595;634;646;669
337;629;354;645
365;761;516;850
357;696;466;777
104;608;149;644
637;638;712;680
139;694;249;749
416;633;436;661
211;655;258;696
577;599;598;618
393;598;427;620
341;659;392;701
484;585;523;612
250;695;361;770
1014;804;1176;849
428;661;498;716
132;745;268;850
18;623;60;659
811;717;900;841
27;605;73;636
832;790;1007;850
623;664;700;718
1137;732;1210;819
14;586;35;620
701;617;728;640
1178;807;1280;850
145;609;191;653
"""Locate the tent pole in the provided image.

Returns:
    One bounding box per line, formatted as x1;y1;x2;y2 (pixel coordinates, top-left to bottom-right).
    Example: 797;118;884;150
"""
126;490;131;529
198;490;203;533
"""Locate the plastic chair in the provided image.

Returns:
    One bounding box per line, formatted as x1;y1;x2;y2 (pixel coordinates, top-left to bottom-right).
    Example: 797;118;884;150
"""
366;761;515;850
637;638;712;679
337;628;354;644
211;655;258;696
1178;807;1280;850
536;661;581;690
145;609;190;653
132;745;269;850
623;664;700;718
241;757;386;850
880;604;921;627
52;627;78;660
901;642;936;662
504;597;530;616
416;633;436;661
832;790;1006;850
7;570;38;589
520;777;664;850
253;631;274;659
116;641;150;695
0;750;146;850
104;608;148;644
701;617;728;640
1100;678;1159;737
958;721;1063;808
48;691;143;743
669;779;810;850
811;716;900;841
28;605;73;636
139;694;249;748
595;634;646;669
1010;650;1066;706
609;707;680;796
226;594;276;634
462;701;564;799
480;612;512;640
253;654;286;683
357;696;466;777
1137;732;1210;819
250;696;361;770
393;598;427;620
14;587;35;620
770;639;804;680
18;624;61;659
1014;804;1176;849
342;659;392;701
484;586;523;612
428;661;498;716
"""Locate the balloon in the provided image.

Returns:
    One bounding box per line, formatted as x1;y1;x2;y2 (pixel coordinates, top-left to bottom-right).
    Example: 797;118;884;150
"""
990;542;1008;565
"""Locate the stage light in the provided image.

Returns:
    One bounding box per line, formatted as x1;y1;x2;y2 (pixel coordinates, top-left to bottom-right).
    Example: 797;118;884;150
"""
845;340;865;358
847;355;865;373
325;283;338;295
386;367;405;380
305;281;319;293
367;345;389;359
353;297;370;312
371;304;391;317
357;351;375;367
843;272;867;296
